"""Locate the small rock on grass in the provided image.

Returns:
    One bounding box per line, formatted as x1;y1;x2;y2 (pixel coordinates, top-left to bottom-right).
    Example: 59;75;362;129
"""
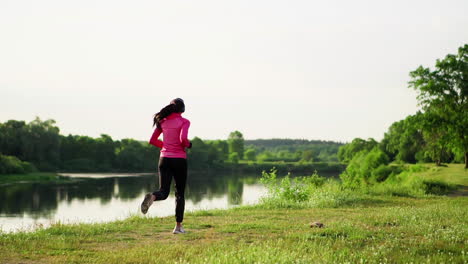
310;222;324;228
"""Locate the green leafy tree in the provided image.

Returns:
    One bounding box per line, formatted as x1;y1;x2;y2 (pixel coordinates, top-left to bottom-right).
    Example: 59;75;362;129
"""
0;120;28;158
409;44;468;168
380;115;424;163
210;140;229;161
0;118;61;171
244;148;256;161
337;138;378;163
419;110;451;166
228;131;244;159
187;137;210;168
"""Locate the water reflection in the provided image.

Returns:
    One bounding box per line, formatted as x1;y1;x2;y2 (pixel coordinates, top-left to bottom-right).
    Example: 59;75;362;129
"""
0;172;266;232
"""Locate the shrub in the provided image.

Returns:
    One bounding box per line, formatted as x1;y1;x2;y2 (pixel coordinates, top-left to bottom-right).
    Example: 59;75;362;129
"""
260;168;361;208
260;168;309;203
0;154;37;174
340;147;390;188
306;171;326;186
370;165;403;183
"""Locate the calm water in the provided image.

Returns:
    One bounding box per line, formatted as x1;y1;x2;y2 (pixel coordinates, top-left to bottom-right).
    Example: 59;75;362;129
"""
0;172;266;233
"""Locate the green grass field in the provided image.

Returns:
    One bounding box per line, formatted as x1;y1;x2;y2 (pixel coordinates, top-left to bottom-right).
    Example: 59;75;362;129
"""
0;164;467;263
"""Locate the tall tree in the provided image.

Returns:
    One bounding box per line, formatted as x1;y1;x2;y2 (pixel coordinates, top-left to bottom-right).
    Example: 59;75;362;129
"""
409;44;468;168
227;131;244;159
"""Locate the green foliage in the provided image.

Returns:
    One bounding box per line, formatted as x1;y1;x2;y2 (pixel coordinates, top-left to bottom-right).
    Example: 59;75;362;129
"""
187;137;210;167
380;115;424;163
418;110;452;165
228;131;244;159
380;111;462;166
337;138;378;163
409;44;468;168
0;154;36;174
246;139;342;162
300;149;315;162
305;170;326;187
366;164;457;197
371;164;402;183
260;168;309;203
243;148;256;161
0;118;61;171
0;121;345;172
340;147;390;188
260;168;360;208
228;152;240;164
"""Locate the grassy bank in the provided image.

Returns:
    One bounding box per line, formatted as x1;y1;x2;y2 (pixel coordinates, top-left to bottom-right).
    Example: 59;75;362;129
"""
234;161;346;175
0;165;467;263
0;172;71;184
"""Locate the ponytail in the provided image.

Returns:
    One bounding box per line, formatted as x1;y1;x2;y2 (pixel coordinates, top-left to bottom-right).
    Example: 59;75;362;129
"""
153;104;176;128
153;98;185;128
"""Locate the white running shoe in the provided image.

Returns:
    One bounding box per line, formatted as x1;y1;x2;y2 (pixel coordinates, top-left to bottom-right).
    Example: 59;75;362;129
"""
141;193;154;214
173;226;186;234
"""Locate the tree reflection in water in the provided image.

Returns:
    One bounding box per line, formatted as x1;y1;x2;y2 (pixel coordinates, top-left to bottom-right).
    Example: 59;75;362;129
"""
0;171;260;226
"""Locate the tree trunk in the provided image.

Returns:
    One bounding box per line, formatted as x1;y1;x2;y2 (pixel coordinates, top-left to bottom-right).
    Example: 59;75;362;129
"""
436;159;441;167
465;152;468;169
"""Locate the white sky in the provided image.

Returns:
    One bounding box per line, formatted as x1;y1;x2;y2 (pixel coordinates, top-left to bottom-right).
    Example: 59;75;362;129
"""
1;0;467;142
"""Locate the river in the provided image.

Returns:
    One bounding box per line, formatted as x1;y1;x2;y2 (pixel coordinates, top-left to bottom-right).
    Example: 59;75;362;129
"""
0;171;267;233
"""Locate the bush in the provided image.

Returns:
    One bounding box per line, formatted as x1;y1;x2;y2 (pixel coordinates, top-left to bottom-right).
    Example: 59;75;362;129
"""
304;171;326;187
0;154;37;174
371;165;403;183
260;168;309;203
260;168;361;208
340;148;390;188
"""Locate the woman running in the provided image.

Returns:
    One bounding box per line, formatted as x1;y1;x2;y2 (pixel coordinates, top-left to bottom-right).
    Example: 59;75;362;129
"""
141;98;192;234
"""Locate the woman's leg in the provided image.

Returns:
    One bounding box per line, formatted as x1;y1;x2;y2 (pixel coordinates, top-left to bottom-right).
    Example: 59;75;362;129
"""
172;158;187;223
153;157;173;200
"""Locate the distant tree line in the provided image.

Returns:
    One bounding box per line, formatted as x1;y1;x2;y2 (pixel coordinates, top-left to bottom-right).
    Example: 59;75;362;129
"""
0;122;344;174
0;118;160;173
245;139;343;163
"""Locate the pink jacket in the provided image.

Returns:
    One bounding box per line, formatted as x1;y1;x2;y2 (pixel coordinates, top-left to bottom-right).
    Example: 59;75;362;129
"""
149;113;191;159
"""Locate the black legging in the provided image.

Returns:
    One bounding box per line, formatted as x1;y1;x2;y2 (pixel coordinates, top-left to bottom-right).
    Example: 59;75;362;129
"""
152;157;187;223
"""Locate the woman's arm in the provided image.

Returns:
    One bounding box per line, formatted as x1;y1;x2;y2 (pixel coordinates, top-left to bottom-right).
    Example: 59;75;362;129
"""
149;127;164;148
179;119;191;148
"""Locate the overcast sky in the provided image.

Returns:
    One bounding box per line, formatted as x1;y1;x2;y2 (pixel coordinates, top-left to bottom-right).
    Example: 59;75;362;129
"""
1;0;467;142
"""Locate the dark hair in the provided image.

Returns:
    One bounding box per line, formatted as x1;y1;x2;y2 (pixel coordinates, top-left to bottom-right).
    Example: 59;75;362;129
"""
153;98;185;128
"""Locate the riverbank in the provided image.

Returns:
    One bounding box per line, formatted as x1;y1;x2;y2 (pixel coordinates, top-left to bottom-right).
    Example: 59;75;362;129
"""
0;161;345;184
1;164;466;263
0;196;466;263
0;172;71;184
